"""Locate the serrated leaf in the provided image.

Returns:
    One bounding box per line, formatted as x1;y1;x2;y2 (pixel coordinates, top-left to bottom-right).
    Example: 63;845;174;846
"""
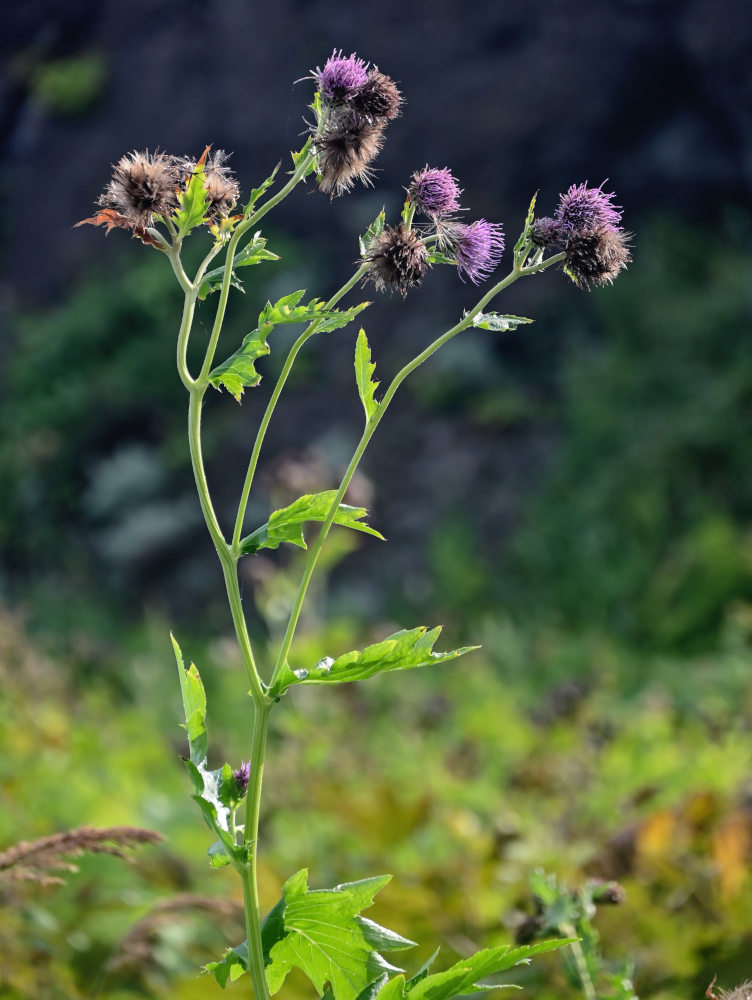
355;328;380;421
359;209;386;256
400;939;573;1000
173;147;211;236
172;634;207;767
273;626;478;695
471;312;534;333
426;250;457;266
198;234;280;300
291;136;316;179
513;191;538;259
244;163;281;216
265;870;415;1000
204;941;249;987
240;490;384;556
209;293;369;400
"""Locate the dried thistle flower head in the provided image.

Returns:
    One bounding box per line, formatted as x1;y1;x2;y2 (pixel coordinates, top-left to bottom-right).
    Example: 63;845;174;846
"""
315;49;370;101
564;227;632;290
98;150;180;227
707;978;752;1000
555;181;623;240
180;149;240;219
408;166;463;218
363;222;429;297
443;219;505;284
351;70;403;121
315;111;385;198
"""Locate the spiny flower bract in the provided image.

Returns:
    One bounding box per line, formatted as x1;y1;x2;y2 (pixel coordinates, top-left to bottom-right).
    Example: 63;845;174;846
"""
408;166;462;218
316;49;369;101
554;181;623;239
363;222;429;297
351;70;403;121
315;111;385;198
98;150;181;227
564;227;632;290
445;219;505;284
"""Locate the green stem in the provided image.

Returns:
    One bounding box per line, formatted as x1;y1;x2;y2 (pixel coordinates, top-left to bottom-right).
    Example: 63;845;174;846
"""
240;701;272;1000
231;262;371;553
269;252;566;687
561;923;597;1000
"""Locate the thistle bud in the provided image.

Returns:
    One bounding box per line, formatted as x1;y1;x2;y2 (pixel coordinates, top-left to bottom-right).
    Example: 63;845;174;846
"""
530;216;562;248
351;70;403;122
555;181;623;240
363;223;429;297
408;166;462;219
233;761;250;796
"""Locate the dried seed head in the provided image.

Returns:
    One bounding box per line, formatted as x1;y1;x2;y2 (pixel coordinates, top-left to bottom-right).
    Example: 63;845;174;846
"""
443;219;505;284
555;181;623;240
315;49;370;101
351;70;403;121
530;216;562;247
408;166;462;218
180;149;240;219
315;111;385;197
363;222;429;297
98;150;180;227
707;981;752;1000
565;227;632;290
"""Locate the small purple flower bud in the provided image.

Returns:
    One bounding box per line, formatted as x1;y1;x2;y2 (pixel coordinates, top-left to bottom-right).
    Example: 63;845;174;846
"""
408;166;462;218
316;50;369;101
446;219;505;284
530;216;562;248
233;761;250;796
554;181;623;239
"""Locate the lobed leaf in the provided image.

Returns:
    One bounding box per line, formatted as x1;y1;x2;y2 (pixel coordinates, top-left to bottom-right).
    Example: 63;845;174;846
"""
173;147;211;236
206;870;414;996
209;293;368;400
172;634;207;767
355;328;380;421
197;233;280;300
471;313;534;333
240;490;384;556
513;191;538;261
244;163;280;217
359;209;386;257
272;626;478;696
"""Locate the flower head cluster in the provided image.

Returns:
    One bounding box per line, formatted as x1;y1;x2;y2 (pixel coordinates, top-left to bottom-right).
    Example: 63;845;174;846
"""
528;181;630;290
363;223;429;297
408;166;462;218
443;220;505;284
312;51;402;199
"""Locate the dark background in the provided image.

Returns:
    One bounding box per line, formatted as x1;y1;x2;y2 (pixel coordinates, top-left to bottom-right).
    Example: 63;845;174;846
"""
2;0;752;645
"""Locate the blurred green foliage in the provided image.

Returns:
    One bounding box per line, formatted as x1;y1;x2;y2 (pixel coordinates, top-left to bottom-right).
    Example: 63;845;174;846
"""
29;52;108;116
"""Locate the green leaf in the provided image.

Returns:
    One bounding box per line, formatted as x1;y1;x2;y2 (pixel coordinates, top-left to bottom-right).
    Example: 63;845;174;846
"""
206;872;414;997
471;312;534;333
513;191;538;261
209;293;369;400
392;940;573;1000
291;136;316;180
273;626;478;695
426;251;457;266
173;151;211;236
355;328;380;421
197;234;280;300
243;163;280;217
265;870;414;1000
359;209;386;256
172;634;207;767
240;490;384;556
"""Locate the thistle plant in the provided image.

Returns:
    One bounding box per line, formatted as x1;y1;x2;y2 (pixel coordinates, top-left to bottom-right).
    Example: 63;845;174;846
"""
79;50;630;1000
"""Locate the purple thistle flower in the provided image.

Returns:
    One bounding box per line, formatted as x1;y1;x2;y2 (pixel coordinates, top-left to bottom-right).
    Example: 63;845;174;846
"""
447;220;505;284
316;50;369;101
233;761;250;796
554;181;623;239
408;166;462;218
